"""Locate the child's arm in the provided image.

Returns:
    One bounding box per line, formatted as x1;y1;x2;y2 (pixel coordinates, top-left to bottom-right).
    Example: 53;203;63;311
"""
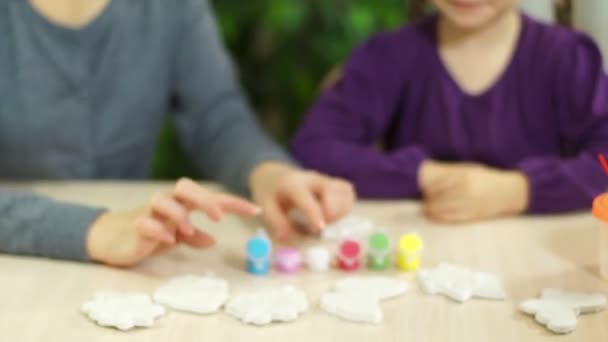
517;34;608;213
419;34;608;220
291;34;427;199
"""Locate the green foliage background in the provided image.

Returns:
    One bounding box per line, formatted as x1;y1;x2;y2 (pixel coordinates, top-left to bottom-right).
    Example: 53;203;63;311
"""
153;1;411;179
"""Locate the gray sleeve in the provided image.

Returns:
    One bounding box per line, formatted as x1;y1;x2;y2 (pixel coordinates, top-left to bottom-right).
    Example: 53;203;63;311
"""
0;191;105;261
171;0;294;196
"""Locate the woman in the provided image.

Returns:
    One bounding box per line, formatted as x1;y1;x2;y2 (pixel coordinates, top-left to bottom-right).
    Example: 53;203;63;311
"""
292;0;608;223
0;0;355;266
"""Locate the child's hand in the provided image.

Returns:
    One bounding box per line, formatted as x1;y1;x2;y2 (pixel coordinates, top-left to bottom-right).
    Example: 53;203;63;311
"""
419;161;529;223
249;162;356;239
86;178;260;267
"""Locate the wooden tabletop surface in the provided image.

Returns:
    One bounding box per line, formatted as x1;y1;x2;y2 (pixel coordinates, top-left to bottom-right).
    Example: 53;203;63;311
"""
0;181;606;342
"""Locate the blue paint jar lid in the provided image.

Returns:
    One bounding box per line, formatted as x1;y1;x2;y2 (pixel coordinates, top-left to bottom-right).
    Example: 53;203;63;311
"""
247;235;271;259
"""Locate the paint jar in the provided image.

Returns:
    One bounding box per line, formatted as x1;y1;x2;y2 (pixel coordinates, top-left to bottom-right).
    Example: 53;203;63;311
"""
275;247;302;274
246;230;272;275
396;233;423;271
305;246;330;272
368;232;391;271
337;239;361;272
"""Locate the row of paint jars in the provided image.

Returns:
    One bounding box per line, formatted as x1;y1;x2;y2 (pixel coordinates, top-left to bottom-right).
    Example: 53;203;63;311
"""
245;229;424;275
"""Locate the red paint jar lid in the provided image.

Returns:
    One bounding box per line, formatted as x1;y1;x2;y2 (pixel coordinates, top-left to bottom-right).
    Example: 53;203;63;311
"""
340;239;361;258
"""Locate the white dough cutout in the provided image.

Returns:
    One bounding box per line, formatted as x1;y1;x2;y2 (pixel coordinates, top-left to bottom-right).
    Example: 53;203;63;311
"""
418;263;505;302
81;292;165;331
225;286;308;326
519;288;607;334
153;275;229;314
333;277;409;300
321;292;383;324
321;215;374;241
320;277;408;324
291;210;373;241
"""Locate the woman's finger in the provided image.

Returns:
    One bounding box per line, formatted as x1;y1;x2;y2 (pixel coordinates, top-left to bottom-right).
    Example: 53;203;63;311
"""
283;185;325;233
318;179;355;223
177;229;216;248
135;215;176;244
263;198;296;240
217;193;261;216
173;178;223;221
149;192;194;236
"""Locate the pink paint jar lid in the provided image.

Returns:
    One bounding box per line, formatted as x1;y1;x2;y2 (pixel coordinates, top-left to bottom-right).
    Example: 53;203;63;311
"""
275;247;302;273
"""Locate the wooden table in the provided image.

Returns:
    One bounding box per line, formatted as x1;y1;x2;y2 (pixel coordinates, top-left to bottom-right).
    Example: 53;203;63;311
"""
0;182;606;341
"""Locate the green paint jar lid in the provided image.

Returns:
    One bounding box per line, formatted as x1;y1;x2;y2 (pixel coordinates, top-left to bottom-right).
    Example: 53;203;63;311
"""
369;232;390;252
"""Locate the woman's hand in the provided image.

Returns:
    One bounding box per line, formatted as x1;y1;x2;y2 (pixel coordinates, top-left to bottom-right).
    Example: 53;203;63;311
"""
86;178;260;267
249;162;356;239
419;160;529;223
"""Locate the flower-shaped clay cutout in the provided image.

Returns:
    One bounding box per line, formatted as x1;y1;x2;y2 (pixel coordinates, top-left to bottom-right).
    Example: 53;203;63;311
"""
153;275;229;314
81;292;165;331
225;286;308;326
418;263;505;302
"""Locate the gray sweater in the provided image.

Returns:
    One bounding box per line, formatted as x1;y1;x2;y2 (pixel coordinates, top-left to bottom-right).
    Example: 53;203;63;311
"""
0;0;291;261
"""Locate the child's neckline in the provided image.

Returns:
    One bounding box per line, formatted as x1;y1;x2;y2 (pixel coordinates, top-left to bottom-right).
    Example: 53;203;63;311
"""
429;13;528;100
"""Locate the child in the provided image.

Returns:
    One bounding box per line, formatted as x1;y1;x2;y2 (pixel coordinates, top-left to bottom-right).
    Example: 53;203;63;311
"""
292;0;608;223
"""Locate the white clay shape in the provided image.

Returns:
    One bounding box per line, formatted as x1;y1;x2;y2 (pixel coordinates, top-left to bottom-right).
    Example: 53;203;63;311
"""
519;288;607;334
321;215;374;241
81;292;165;331
469;270;506;300
418;263;505;303
321;277;408;324
333;277;408;300
320;292;382;324
225;286;308;326
305;246;331;272
290;211;373;240
153;275;229;314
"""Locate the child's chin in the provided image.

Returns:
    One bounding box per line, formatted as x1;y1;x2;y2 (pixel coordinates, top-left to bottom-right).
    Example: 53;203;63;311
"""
446;13;495;30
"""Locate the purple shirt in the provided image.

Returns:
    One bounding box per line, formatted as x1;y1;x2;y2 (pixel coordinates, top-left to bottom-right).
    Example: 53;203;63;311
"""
291;14;608;213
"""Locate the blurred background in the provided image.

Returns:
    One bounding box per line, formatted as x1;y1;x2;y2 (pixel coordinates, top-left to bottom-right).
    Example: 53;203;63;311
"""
153;0;604;179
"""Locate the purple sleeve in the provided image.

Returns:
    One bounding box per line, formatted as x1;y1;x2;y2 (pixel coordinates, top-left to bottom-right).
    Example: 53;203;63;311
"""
518;34;608;213
291;34;428;198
